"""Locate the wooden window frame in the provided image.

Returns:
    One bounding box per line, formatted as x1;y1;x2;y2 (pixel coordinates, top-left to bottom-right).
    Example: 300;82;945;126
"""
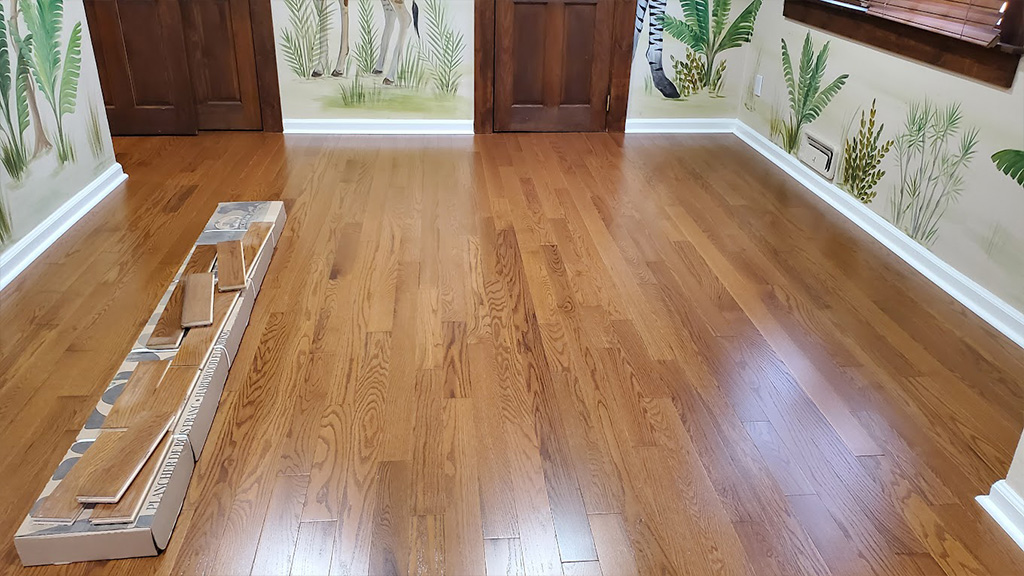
783;0;1023;88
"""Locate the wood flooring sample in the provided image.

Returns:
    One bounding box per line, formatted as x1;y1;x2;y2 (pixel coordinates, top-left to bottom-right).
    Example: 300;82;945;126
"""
182;244;218;276
182;273;215;328
102;360;172;429
147;283;187;349
147;246;219;349
173;291;239;367
75;414;173;503
90;434;173;524
32;477;85;524
241;222;273;277
217;240;246;291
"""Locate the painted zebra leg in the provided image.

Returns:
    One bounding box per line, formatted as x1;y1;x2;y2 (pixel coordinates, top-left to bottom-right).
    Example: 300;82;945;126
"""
643;0;680;99
633;0;648;56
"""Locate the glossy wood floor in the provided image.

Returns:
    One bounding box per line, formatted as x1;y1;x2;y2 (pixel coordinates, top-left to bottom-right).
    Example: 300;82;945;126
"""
2;132;1023;575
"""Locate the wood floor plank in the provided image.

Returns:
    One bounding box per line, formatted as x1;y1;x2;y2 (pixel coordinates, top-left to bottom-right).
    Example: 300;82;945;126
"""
90;433;173;524
290;520;335;576
241;222;274;277
172;290;239;367
588;514;638;576
250;474;310;575
485;538;527;576
146;283;188;350
181;273;215;328
75;413;173;503
216;239;247;291
101;360;171;429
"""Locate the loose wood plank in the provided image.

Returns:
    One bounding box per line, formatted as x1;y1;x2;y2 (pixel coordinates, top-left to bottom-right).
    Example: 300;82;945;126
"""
147;246;220;349
101;360;171;429
70;413;173;504
181;273;214;328
172;290;239;367
216;240;246;291
104;366;198;431
89;434;173;524
241;222;274;278
146;283;187;350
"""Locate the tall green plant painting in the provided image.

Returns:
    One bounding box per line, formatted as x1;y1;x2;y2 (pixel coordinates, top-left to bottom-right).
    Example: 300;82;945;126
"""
992;149;1024;187
421;0;464;97
890;101;978;245
21;0;82;165
280;0;334;79
660;0;762;97
779;32;847;154
0;2;31;181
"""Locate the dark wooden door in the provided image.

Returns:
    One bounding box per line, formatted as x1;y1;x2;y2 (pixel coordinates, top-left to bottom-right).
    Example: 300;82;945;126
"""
180;0;263;130
494;0;614;132
85;0;198;135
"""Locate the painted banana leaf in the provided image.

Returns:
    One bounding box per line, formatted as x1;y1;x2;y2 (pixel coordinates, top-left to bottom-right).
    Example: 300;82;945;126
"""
21;0;64;107
992;149;1024;187
59;22;82;117
661;0;761;56
782;32;847;126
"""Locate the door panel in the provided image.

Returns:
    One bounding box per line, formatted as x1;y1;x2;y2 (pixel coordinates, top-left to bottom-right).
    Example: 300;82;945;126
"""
181;0;263;130
495;0;613;132
85;0;198;135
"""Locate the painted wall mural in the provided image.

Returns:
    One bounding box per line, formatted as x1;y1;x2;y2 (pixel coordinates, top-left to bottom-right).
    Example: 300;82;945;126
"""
628;0;762;117
738;0;1024;309
0;0;115;250
271;0;472;120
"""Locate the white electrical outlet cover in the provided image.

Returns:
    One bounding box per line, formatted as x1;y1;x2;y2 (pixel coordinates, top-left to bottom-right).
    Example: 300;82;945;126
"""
753;75;763;97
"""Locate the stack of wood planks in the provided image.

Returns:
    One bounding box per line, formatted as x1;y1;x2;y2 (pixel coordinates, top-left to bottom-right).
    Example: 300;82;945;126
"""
29;221;276;527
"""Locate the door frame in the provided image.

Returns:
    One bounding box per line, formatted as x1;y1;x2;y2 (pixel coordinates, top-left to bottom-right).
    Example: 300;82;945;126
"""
249;0;284;132
473;0;634;134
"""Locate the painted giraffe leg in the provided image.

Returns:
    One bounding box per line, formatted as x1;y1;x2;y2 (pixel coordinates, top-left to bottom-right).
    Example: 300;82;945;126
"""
382;0;412;84
312;0;331;76
643;0;680;99
331;0;350;76
374;1;396;75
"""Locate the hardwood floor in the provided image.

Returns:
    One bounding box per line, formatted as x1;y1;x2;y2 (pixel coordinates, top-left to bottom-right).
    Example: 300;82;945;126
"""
1;132;1023;575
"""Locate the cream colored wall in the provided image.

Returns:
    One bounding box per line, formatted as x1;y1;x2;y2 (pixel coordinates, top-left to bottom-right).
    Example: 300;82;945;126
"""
0;0;116;252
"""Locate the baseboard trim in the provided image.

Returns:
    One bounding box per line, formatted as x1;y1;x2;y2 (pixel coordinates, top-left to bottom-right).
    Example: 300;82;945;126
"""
0;163;127;290
283;119;474;135
977;480;1024;552
729;122;1024;352
625;118;739;133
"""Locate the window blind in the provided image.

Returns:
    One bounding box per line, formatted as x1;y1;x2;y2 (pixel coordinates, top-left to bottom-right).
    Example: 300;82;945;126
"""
819;0;1015;47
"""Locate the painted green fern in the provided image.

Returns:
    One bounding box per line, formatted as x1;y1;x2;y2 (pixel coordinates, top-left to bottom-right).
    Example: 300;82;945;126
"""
421;0;464;97
280;0;332;78
395;43;428;89
779;32;848;154
21;0;82;165
354;0;379;75
992;149;1024;187
890;100;978;245
839;99;893;204
0;2;31;181
660;0;762;92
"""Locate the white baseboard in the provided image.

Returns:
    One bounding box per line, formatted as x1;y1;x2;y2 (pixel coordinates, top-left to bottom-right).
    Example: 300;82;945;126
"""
978;480;1024;552
283;118;474;135
0;163;127;290
625;118;738;134
729;122;1024;352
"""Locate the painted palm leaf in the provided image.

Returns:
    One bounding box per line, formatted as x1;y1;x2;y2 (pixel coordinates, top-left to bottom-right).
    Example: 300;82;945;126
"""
992;149;1024;187
21;0;63;106
779;32;847;153
712;0;732;41
1;3;10;107
58;22;82;116
716;0;761;52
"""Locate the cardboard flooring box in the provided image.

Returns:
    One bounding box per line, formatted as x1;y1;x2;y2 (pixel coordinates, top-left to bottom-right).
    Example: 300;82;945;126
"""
15;202;285;566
